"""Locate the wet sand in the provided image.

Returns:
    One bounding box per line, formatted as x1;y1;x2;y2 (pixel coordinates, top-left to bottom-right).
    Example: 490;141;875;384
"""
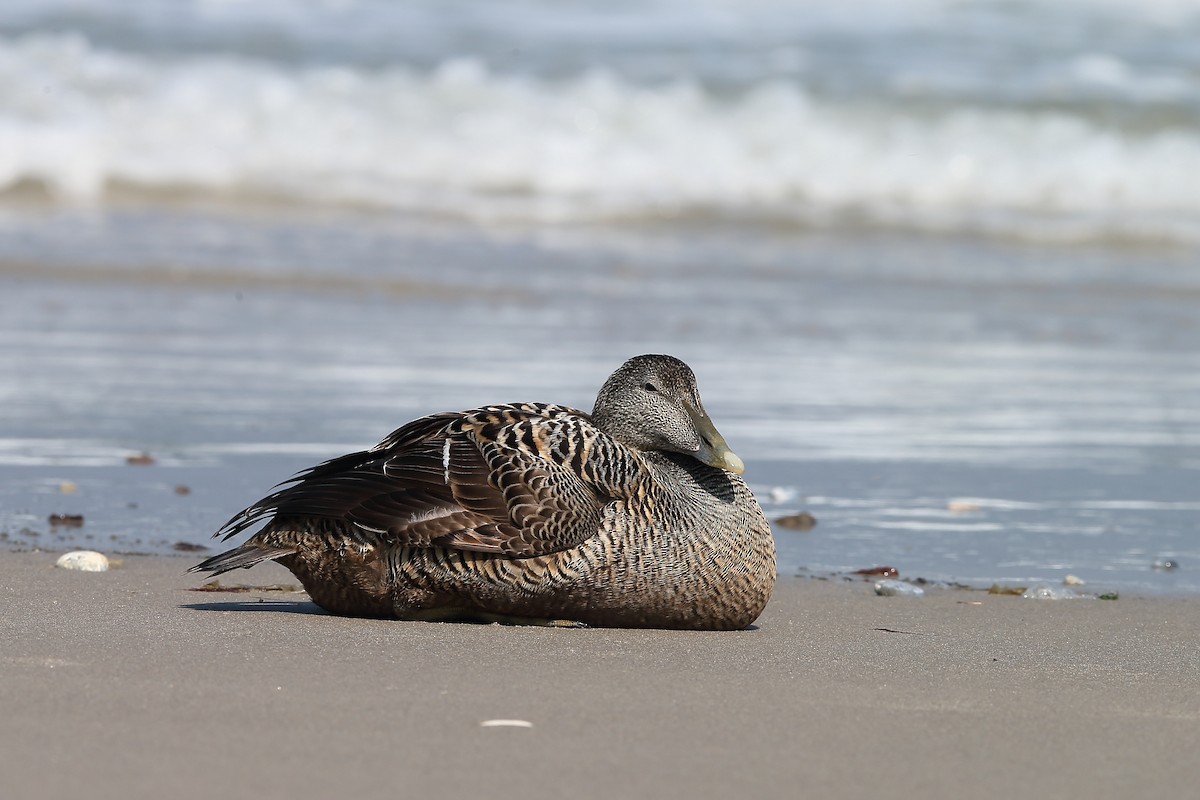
3;551;1197;799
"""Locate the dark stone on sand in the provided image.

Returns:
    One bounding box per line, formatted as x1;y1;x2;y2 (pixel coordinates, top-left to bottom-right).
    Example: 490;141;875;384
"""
126;452;156;465
853;566;898;578
48;513;84;528
774;512;817;531
173;541;208;552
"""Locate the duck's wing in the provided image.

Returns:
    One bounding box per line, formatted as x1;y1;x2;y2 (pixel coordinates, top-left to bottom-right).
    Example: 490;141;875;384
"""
214;403;637;557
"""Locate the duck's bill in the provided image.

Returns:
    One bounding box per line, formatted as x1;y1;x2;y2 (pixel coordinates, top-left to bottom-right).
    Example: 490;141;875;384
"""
691;412;746;475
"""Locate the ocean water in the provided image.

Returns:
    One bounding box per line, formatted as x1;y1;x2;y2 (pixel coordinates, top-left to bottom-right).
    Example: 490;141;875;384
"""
1;1;1197;593
4;0;1200;243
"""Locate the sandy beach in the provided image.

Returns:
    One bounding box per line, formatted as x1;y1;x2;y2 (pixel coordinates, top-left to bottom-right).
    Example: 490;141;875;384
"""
3;551;1196;800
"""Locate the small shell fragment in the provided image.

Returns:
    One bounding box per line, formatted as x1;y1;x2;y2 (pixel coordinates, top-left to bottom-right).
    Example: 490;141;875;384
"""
59;481;77;494
1022;583;1083;600
479;719;533;728
56;550;110;572
947;500;982;513
874;579;925;597
1063;574;1085;586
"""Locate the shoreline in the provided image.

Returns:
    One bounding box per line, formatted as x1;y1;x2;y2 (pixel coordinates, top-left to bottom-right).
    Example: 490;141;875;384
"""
4;227;1198;594
4;550;1197;799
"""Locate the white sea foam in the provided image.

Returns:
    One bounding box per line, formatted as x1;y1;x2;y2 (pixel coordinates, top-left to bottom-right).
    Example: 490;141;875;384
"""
2;32;1200;243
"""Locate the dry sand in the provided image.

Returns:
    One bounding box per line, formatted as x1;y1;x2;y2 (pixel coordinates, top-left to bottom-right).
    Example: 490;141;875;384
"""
2;551;1197;800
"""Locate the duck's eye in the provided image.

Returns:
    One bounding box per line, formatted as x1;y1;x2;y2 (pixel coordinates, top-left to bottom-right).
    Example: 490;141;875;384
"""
643;382;659;393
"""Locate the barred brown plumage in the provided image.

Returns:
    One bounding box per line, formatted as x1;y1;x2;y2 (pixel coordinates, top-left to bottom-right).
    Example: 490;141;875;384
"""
190;354;776;629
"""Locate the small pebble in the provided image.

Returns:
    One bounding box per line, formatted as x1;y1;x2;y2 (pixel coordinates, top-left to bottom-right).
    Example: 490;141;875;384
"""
48;513;85;527
774;512;817;531
1152;558;1179;571
55;550;110;572
479;719;533;728
126;452;156;465
874;579;925;597
947;500;982;513
174;484;191;495
1063;574;1085;586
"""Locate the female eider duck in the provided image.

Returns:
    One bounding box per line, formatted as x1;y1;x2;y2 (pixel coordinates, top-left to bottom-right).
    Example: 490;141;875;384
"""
192;354;776;630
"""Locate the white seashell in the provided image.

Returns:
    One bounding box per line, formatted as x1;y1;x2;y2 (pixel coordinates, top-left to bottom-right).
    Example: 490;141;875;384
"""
1063;574;1085;586
55;550;109;572
479;719;533;728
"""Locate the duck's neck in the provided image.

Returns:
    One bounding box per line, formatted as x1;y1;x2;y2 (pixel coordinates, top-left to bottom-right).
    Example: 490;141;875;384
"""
640;450;738;507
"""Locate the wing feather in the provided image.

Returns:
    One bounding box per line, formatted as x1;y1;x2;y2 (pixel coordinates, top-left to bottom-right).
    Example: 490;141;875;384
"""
212;403;633;557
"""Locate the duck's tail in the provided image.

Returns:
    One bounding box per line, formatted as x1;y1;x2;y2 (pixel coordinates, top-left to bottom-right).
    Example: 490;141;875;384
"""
188;543;296;577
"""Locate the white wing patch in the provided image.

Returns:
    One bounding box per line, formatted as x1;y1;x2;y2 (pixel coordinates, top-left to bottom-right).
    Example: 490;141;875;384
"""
405;506;459;526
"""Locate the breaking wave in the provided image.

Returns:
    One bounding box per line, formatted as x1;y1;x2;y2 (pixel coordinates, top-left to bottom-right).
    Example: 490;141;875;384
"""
3;31;1200;244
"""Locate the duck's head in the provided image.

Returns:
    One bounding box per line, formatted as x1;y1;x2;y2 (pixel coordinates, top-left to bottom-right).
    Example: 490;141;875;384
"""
591;354;745;474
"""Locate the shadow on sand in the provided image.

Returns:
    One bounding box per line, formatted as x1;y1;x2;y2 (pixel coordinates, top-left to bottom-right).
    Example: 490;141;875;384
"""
180;600;328;615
